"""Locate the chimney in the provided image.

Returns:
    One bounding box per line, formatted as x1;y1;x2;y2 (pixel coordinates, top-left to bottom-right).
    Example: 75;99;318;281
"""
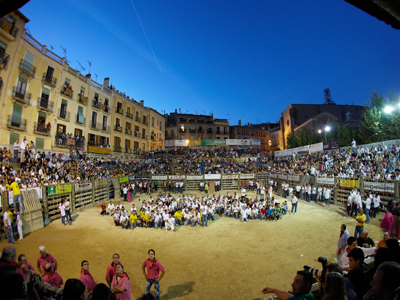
103;77;110;88
179;108;181;113
239;119;241;126
175;109;177;113
85;73;91;79
140;100;144;106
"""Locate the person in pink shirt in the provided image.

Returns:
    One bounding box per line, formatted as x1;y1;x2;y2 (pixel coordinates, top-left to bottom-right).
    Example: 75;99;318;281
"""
43;263;64;288
80;260;97;293
106;253;121;287
141;249;165;300
18;254;35;272
36;246;58;277
111;263;131;300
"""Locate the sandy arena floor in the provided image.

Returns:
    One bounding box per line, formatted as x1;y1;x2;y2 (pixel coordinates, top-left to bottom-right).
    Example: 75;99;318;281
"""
5;190;385;300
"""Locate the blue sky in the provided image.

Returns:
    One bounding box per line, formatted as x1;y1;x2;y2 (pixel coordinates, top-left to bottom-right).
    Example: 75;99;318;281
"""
20;0;400;125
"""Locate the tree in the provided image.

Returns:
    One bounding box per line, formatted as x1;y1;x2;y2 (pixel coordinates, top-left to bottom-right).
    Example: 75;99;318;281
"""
286;132;298;149
337;124;352;147
297;127;316;146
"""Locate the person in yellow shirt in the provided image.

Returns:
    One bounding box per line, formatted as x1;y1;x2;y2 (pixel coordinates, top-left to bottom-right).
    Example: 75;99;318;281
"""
355;208;366;239
130;211;138;229
140;209;149;228
8;179;23;213
174;209;183;225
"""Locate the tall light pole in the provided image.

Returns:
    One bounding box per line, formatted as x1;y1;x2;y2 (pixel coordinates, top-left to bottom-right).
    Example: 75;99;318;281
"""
324;126;331;142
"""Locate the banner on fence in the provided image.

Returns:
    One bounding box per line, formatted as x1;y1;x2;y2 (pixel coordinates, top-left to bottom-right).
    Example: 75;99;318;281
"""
316;177;335;185
128;176;135;181
152;176;168;180
175;140;188;146
239;174;255;179
288;175;300;182
270;173;277;178
74;182;93;193
309;142;323;153
88;146;112;154
94;179;108;188
164;140;175;147
205;174;221;179
278;174;288;180
186;175;203;180
169;175;185;180
119;177;129;183
48;184;72;196
363;181;395;193
222;175;238;179
226;139;239;145
339;179;360;188
323;139;340;150
250;139;261;145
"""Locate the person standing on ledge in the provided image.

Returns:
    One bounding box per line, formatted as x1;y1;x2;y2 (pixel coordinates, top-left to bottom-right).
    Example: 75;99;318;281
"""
142;249;165;300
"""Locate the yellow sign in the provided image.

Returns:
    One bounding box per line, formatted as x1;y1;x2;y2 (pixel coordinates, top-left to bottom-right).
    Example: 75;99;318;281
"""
88;146;111;154
56;184;72;194
151;141;163;148
339;179;360;189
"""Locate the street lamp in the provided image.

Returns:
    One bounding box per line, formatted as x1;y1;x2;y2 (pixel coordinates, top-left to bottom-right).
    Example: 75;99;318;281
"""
324;126;331;142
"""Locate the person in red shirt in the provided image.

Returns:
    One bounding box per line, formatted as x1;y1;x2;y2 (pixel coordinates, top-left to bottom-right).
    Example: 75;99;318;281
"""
37;246;57;277
80;260;97;293
111;264;131;300
141;249;165;300
100;203;107;216
18;254;35;272
43;263;63;288
260;206;267;220
106;253;121;287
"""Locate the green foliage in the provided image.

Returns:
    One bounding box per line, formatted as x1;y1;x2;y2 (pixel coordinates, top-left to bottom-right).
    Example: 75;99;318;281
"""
337;124;353;147
297;127;316;146
286;132;298;149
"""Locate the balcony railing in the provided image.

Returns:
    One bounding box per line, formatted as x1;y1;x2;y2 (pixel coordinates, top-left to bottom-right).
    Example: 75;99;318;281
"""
115;107;124;115
189;129;196;133
19;59;36;77
134;132;140;138
34;122;51;136
198;129;204;133
207;128;213;133
143;120;148;125
0;18;18;38
126;112;133;119
12;86;31;105
78;94;88;106
151;135;155;141
0;53;10;69
114;125;122;132
101;125;110;133
92;100;100;109
125;148;133;154
42;73;57;87
58;109;70;121
125;129;132;135
114;146;122;153
135;116;141;123
179;128;186;133
61;87;73;99
37;98;54;112
90;120;99;131
7;115;27;131
76;114;85;125
55;136;84;148
102;104;109;113
142;135;147;140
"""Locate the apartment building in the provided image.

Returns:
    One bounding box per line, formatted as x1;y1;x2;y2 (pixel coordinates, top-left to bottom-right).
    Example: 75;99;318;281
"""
229;120;270;151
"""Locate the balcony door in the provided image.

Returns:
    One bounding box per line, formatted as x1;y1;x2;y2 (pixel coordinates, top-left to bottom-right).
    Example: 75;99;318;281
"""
37;112;46;132
45;66;54;80
11;103;22;126
16;77;27;96
40;88;50;108
22;51;34;71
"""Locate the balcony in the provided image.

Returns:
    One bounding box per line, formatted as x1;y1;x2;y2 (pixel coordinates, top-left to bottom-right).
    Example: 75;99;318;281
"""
134;132;140;138
0;53;10;69
125;129;132;135
19;59;36;77
179;128;186;133
55;136;84;148
115;107;124;115
114;125;122;133
143;119;148;125
142;135;147;140
114;146;122;153
76;114;85;126
101;125;110;133
135;116;141;123
12;87;31;105
207;128;213;133
7;115;27;131
77;94;88;106
126;112;133;119
198;129;204;133
101;104;109;113
37;98;54;113
58;109;70;122
125;148;132;154
60;87;73;99
151;135;155;141
34;122;51;136
189;129;196;133
42;73;57;87
92;100;100;110
0;18;18;40
90;121;99;131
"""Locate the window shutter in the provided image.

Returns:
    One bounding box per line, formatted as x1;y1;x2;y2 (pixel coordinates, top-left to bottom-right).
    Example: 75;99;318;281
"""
9;133;19;144
36;138;44;149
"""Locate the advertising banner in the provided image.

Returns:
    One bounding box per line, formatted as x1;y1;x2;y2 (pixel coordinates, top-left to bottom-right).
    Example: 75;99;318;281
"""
164;140;175;147
128;176;135;181
212;139;226;145
287;175;300;182
94;179;108;188
278;174;288;180
186;175;203;180
222;175;238;179
175;140;188;146
364;181;395;193
309;142;323;153
339;179;360;189
74;182;92;193
169;175;185;180
204;174;221;179
48;184;72;196
188;140;201;146
152;176;168;180
88;146;112;154
238;139;251;145
119;177;129;183
250;139;261;145
240;174;255;179
226;139;239;145
316;177;335;185
270;173;278;178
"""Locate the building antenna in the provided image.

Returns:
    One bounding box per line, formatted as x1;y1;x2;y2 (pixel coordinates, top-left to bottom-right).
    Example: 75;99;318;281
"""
94;73;98;81
26;26;31;35
77;61;86;73
87;61;92;74
61;46;70;64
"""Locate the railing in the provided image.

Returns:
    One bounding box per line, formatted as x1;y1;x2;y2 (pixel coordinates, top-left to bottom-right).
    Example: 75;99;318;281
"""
0;53;10;68
114;125;122;132
198;129;204;133
78;94;88;106
79;74;88;83
34;122;51;136
12;86;31;105
23;33;43;52
42;73;57;87
58;109;70;121
90;79;102;90
115;107;124;115
37;98;54;112
126;112;133;119
114;147;122;153
44;49;63;64
7;115;27;131
55;136;85;148
135;116;141;123
61;87;73;99
102;104;109;113
179;129;186;133
0;18;18;38
134;132;140;138
76;114;85;125
101;125;110;133
19;59;36;77
207;128;213;133
102;86;112;96
90;121;99;130
189;129;196;133
125;129;132;135
92;100;100;109
125;148;133;154
151;136;155;141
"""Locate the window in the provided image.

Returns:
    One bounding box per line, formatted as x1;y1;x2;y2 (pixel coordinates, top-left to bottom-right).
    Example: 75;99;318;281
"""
22;51;35;71
159;122;162;130
36;138;44;149
191;135;194;140
9;133;19;144
65;78;71;85
60;99;68;119
45;66;54;80
81;87;85;94
12;103;22;126
94;93;99;101
103;116;107;127
181;135;185;140
77;106;84;124
57;124;66;136
181;125;184;131
152;117;154;127
75;129;83;138
92;111;97;126
16;77;27;95
171;130;174;137
40;88;50;107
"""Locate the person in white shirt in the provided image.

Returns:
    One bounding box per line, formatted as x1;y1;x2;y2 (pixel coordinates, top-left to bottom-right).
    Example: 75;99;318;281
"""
341;236;375;270
346;194;352;217
192;209;201;227
4;207;16;244
241;206;249;222
372;193;381;220
59;199;71;225
123;186;128;202
241;188;246;200
107;201;115;215
324;188;331;209
165;213;175;232
317;186;323;203
200;202;208;227
311;186;317;201
13;140;19;163
364;195;372;223
113;209;120;226
295;184;301;199
290;195;298;214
